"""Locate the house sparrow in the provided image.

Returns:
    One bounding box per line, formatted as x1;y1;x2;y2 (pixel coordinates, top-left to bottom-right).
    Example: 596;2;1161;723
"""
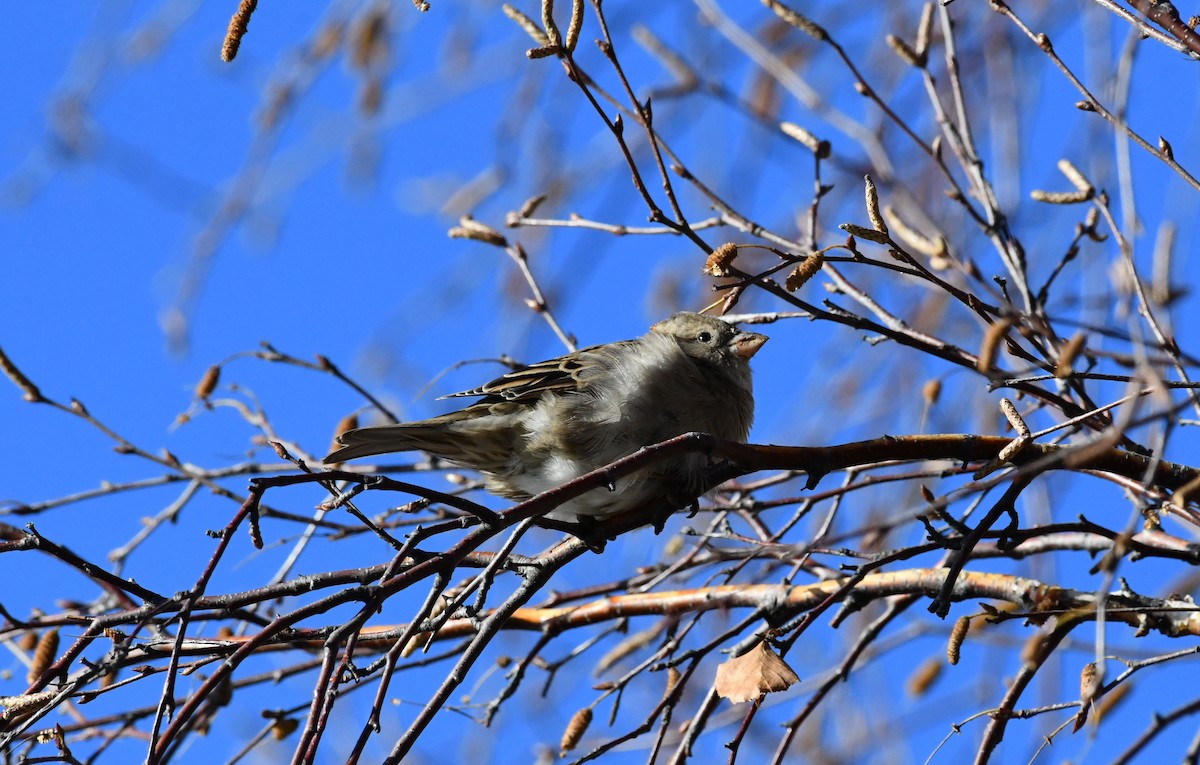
325;312;767;522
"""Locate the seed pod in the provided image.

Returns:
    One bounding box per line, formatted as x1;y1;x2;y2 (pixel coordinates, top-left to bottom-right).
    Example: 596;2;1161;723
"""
560;707;593;755
195;365;221;401
976;318;1013;373
785;254;824;292
28;629;60;684
221;0;258;63
999;398;1030;437
703;243;738;277
947;616;970;665
906;657;942;697
503;4;551;45
1055;333;1086;378
0;347;47;405
864;175;887;234
839;223;889;244
271;717;299;740
922;379;942;406
915;2;934;56
541;0;562;48
1057;159;1093;195
1030;189;1092;204
886;34;921;67
564;0;584;52
448;216;507;247
762;0;827;41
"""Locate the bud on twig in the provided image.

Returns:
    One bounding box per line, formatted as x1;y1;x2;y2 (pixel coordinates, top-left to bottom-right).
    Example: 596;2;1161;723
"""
864;175;887;234
779;122;831;158
448;216;508;247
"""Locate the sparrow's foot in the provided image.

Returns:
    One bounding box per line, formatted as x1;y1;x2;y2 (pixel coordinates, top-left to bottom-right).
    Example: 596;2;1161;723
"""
652;496;697;533
536;516;609;553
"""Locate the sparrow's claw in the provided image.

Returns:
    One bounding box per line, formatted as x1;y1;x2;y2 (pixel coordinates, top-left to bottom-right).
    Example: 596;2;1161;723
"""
536;515;609;552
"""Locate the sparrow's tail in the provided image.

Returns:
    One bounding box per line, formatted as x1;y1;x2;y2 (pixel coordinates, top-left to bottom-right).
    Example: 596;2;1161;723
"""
323;419;512;472
323;424;444;463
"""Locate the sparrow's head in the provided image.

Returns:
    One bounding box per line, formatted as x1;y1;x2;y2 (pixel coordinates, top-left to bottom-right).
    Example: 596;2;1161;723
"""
651;312;768;367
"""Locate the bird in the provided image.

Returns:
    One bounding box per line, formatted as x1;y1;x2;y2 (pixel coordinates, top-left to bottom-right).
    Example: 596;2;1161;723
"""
325;312;767;522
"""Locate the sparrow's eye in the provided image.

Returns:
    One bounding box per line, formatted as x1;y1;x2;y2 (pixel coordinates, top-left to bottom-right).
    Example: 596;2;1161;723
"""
697;331;713;343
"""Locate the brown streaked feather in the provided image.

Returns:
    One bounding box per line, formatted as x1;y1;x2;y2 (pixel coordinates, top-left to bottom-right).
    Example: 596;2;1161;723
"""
439;340;637;403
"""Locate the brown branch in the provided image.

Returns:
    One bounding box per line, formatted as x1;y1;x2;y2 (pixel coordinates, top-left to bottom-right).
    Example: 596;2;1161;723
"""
1129;0;1200;55
310;569;1200;650
974;615;1079;763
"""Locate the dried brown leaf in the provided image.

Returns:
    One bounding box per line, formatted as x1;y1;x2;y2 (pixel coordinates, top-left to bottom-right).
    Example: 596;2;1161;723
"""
713;642;800;704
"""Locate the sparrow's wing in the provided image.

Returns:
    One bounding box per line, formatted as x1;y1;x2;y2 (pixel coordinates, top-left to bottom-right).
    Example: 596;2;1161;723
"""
441;340;637;404
325;338;641;466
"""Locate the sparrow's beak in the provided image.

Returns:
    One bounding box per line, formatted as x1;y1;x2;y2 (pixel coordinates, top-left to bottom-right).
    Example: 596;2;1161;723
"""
733;332;768;361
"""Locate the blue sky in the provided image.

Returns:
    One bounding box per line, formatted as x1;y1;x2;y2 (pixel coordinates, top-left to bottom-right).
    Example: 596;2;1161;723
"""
3;2;1200;763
